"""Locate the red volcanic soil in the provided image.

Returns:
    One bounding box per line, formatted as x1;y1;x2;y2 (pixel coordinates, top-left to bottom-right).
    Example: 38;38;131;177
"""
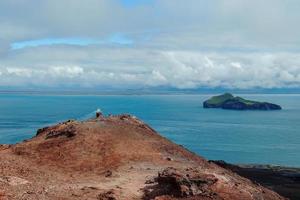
0;114;285;200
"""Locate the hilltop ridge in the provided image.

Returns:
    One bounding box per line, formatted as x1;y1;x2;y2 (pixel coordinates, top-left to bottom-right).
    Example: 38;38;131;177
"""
0;113;285;200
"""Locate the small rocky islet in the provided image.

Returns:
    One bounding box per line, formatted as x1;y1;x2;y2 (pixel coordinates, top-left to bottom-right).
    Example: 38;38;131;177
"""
203;93;282;110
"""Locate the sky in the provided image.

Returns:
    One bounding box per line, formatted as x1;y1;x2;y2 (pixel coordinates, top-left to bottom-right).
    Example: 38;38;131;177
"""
1;0;300;91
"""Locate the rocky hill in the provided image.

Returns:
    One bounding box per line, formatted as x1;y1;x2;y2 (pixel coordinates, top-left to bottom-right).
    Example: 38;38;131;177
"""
0;114;285;200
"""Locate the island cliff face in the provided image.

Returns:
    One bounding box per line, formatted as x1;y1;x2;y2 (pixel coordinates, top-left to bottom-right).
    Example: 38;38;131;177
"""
0;114;285;200
203;93;282;110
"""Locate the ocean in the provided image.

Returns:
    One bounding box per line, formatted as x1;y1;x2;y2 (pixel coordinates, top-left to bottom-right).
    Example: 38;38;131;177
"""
0;94;299;167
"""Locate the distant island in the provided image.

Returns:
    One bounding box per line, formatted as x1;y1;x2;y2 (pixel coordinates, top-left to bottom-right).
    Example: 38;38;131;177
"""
203;93;282;110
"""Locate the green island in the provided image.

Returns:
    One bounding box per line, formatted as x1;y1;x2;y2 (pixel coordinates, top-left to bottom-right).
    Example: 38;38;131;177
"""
203;93;282;110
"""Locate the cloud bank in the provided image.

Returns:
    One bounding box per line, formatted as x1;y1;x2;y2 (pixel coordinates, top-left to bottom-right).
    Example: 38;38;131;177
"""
0;0;300;90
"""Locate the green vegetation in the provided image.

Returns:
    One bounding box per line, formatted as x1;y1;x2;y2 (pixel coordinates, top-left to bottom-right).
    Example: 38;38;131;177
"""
231;97;258;105
205;93;233;106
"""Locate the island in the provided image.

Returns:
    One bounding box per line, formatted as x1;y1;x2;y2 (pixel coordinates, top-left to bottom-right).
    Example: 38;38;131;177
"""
203;93;282;110
0;113;284;200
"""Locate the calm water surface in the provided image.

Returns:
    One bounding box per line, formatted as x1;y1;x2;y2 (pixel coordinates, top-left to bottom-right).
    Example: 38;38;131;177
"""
0;94;299;166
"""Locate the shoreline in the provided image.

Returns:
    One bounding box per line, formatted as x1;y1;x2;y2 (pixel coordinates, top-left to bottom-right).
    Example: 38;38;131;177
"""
1;90;300;96
211;160;300;200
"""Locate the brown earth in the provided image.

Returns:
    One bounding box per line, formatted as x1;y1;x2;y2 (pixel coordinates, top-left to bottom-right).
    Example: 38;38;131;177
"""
0;114;286;200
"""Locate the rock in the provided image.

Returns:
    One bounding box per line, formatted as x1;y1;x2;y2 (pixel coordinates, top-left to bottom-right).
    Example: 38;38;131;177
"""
0;144;11;151
0;176;29;186
36;120;76;137
81;186;99;191
210;160;300;200
36;126;50;136
96;110;105;119
165;157;173;161
143;167;220;199
145;179;156;184
96;112;103;118
104;170;112;177
119;114;132;120
45;125;76;139
203;93;281;110
97;190;117;200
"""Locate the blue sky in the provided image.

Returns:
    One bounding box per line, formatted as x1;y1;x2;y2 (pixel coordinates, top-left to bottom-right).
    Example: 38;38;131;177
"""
1;0;300;90
121;0;153;7
9;0;148;50
11;34;133;50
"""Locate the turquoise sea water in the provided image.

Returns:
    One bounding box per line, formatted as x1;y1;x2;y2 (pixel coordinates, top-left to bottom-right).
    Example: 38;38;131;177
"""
0;94;299;167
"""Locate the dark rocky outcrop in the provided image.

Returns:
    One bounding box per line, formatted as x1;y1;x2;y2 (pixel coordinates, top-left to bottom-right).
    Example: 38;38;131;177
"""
203;93;282;110
211;160;300;200
143;167;220;199
97;190;117;200
45;125;76;139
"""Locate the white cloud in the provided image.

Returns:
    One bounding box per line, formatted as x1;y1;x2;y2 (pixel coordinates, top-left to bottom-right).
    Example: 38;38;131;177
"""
0;49;300;89
160;51;300;89
231;62;242;69
49;66;84;78
6;67;32;77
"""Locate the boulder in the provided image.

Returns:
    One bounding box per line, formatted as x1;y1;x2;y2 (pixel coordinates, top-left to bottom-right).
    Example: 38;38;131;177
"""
143;167;220;199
